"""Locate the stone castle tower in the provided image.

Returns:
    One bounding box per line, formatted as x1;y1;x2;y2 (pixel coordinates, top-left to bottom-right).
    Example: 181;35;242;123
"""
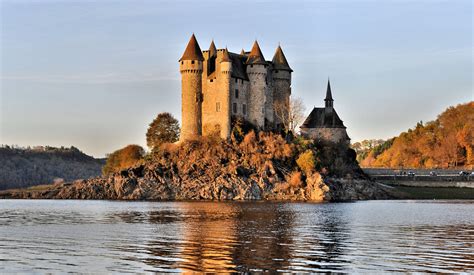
179;34;292;140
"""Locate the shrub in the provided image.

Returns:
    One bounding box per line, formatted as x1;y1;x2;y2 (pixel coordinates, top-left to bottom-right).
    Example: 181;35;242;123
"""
288;171;303;188
102;145;145;175
296;150;316;174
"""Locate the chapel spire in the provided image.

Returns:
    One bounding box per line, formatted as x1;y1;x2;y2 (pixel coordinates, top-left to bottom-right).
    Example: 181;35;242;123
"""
325;79;334;108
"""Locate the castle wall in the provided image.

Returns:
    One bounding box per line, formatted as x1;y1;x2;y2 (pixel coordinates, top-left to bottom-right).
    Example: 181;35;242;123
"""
180;60;203;141
230;78;250;121
247;64;268;129
300;127;350;145
264;68;274;129
201;50;232;138
272;70;291;130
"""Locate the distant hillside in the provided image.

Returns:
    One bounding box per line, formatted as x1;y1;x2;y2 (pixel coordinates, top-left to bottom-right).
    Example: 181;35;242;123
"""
355;102;474;169
0;146;104;190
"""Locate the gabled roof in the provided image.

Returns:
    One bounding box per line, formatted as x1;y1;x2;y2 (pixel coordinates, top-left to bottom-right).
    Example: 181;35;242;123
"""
208;40;217;57
301;107;346;129
179;34;204;61
246;41;266;65
272;45;292;72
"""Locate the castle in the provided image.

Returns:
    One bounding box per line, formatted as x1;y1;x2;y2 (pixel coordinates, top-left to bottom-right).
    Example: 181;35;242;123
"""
179;34;292;140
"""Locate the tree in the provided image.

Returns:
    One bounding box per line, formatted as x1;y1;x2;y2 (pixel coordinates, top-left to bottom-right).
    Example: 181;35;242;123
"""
273;97;306;134
146;112;180;150
102;145;145;175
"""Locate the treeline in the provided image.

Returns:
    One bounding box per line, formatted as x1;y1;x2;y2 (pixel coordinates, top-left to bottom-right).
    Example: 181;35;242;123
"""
0;145;104;190
354;101;474;169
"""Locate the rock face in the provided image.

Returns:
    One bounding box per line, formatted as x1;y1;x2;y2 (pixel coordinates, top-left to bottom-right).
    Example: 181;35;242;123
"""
0;133;392;201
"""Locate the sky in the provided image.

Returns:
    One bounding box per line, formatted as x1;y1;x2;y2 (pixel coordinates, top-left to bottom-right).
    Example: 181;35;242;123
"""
0;0;472;157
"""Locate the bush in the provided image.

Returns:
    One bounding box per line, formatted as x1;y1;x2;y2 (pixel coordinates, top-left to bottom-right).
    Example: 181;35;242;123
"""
102;145;145;175
288;171;303;187
296;150;316;174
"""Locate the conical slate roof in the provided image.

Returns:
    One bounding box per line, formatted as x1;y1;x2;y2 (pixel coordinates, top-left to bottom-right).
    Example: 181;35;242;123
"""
272;45;292;71
221;47;231;62
246;41;266;65
179;34;204;61
208;40;217;57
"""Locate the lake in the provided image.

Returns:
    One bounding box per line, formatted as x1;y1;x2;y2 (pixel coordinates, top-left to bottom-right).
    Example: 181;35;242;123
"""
0;200;473;273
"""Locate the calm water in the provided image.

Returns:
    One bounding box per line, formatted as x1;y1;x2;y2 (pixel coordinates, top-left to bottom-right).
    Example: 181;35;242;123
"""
0;200;473;273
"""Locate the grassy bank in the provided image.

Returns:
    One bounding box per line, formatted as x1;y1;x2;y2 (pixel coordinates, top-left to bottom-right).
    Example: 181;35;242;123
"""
390;185;474;200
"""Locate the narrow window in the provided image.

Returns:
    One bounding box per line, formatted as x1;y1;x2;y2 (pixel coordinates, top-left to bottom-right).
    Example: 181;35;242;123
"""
216;102;221;112
243;104;247;115
181;61;184;65
235;78;238;83
210;79;213;82
235;89;239;99
233;103;237;114
191;60;195;64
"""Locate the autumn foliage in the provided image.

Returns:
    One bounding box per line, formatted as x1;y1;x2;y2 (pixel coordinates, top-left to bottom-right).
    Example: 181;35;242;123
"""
358;102;474;169
102;145;145;175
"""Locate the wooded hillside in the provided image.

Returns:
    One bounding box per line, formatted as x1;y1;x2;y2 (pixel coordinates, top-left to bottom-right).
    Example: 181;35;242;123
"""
0;146;104;190
355;101;474;169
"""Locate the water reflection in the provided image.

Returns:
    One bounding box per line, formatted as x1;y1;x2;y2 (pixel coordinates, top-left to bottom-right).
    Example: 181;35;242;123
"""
123;202;351;272
1;200;474;273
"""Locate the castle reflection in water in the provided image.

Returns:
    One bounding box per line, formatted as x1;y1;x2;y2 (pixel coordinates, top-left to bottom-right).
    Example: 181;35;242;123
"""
114;202;350;272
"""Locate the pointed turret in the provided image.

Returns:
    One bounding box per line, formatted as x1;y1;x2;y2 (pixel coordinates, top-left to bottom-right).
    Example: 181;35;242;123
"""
179;34;204;62
240;49;246;55
272;45;292;72
246;40;266;65
221;47;231;63
325;79;334;108
208;40;217;57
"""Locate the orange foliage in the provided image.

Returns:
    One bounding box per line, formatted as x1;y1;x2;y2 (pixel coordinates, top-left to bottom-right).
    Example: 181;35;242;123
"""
102;145;145;175
360;102;474;169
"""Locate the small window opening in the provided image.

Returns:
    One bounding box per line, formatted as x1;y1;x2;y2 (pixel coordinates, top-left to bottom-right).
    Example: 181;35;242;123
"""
235;89;239;99
233;103;237;114
243;104;247;115
216;102;221;112
191;60;195;64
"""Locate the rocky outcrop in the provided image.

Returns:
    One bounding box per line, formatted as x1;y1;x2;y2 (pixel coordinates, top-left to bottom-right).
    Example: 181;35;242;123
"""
0;132;393;201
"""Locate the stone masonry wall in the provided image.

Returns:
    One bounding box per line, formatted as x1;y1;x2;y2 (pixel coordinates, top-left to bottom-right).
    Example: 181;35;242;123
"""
180;60;202;141
272;70;291;129
301;127;349;145
247;64;268;129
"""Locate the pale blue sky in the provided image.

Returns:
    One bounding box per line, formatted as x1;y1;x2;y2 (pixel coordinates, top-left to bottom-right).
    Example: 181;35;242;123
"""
1;0;472;157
